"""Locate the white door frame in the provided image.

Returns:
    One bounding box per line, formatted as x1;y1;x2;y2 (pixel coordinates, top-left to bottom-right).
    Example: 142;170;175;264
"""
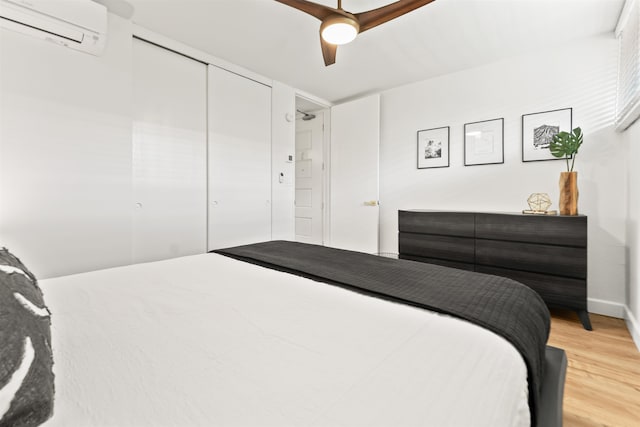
321;109;332;246
294;110;325;244
295;91;333;246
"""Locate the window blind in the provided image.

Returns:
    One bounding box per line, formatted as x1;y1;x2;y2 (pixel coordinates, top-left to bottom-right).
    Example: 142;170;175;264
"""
616;0;640;130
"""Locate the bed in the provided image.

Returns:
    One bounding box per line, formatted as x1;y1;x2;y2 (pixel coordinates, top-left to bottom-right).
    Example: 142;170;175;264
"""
0;241;566;427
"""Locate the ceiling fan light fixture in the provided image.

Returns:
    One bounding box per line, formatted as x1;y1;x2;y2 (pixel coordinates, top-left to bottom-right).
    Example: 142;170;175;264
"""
320;15;359;45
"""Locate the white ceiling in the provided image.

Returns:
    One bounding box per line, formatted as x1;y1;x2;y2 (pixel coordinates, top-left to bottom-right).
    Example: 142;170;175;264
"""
126;0;625;104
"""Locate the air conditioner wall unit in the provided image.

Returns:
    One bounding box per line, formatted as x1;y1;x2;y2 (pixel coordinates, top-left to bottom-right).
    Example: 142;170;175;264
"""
0;0;107;56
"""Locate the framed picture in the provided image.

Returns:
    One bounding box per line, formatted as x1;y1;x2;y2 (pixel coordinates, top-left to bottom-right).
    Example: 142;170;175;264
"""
417;126;449;169
464;118;504;166
522;108;572;162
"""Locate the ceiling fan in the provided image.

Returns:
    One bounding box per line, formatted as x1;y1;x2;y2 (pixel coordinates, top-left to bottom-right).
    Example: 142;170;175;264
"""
275;0;436;66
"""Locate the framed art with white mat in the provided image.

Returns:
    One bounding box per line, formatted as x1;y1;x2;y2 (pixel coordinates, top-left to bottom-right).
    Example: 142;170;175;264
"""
522;108;572;162
464;118;504;166
417;126;449;169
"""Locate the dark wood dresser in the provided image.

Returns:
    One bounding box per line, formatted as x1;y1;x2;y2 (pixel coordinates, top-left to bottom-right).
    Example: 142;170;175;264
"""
398;210;591;330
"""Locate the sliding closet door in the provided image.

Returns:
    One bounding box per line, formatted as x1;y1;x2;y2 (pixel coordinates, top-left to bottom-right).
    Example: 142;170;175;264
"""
132;38;207;263
208;65;272;249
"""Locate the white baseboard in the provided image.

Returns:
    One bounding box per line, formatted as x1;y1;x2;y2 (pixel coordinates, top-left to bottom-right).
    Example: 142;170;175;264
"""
587;298;625;318
624;306;640;352
585;298;640;352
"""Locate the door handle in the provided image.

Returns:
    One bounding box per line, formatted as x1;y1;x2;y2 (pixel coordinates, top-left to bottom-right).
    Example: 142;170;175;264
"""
364;200;379;206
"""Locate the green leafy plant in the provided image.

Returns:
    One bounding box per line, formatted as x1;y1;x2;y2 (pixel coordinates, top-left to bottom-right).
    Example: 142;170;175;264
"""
549;127;583;172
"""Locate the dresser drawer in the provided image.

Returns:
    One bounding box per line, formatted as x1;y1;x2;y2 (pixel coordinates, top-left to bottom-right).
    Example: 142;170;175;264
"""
476;265;587;309
475;213;587;247
399;211;475;237
476;239;587;279
398;210;590;329
399;254;475;272
399;232;475;264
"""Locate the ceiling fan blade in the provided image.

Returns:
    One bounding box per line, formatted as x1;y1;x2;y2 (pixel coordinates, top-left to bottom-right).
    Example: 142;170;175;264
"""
274;0;337;21
320;36;337;66
355;0;437;33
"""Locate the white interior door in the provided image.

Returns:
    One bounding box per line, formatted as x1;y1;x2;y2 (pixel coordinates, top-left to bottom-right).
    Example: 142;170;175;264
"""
329;94;380;254
132;38;207;264
295;113;324;244
208;65;272;249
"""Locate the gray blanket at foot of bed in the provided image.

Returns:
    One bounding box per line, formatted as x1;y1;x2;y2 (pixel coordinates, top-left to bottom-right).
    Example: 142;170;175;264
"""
214;240;551;426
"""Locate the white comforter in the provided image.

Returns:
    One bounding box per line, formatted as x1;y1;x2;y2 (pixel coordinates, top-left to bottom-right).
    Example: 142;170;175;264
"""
41;253;529;427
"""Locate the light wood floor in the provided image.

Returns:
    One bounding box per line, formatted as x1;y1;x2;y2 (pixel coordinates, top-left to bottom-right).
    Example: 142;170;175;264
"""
547;309;640;427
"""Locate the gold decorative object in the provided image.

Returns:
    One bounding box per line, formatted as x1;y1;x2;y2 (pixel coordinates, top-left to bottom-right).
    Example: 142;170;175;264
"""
528;193;552;211
523;193;557;215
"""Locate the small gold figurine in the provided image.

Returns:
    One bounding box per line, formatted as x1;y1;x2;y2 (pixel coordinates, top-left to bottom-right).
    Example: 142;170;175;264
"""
523;193;557;215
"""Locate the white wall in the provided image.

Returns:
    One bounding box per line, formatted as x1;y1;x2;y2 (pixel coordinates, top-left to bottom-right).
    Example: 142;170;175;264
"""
0;14;134;279
625;118;640;347
379;34;628;316
271;81;296;240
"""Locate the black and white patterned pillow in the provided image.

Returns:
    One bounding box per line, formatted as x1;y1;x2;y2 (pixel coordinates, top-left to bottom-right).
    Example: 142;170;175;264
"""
0;248;54;426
